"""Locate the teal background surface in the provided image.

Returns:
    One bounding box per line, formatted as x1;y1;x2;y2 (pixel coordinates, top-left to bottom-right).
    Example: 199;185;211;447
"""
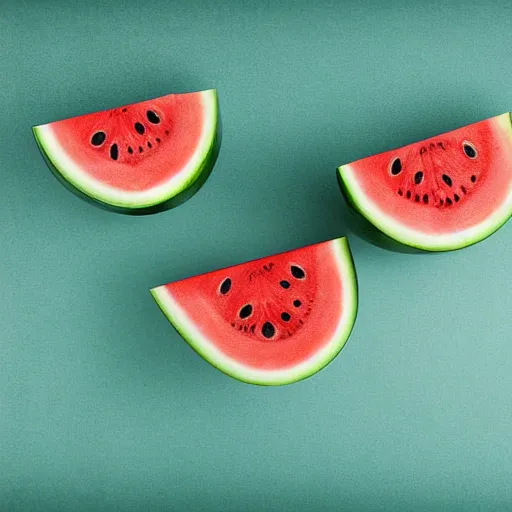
1;0;512;510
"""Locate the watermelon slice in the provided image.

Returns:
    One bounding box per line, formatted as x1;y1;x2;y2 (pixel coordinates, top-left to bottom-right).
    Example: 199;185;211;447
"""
337;113;512;251
151;238;358;386
33;89;220;214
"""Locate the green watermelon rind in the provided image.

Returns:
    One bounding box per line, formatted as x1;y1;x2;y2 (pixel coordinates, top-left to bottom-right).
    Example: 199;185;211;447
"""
337;113;512;252
32;89;221;215
150;237;358;386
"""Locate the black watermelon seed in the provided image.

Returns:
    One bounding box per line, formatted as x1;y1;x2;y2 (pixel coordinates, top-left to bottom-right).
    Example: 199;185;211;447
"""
463;143;477;158
440;199;444;206
109;144;119;161
446;197;453;205
442;174;453;187
280;280;291;289
91;131;106;146
461;185;467;194
423;194;429;204
146;110;161;124
127;146;133;154
415;194;420;202
122;108;127;113
414;171;424;185
139;146;143;153
134;122;145;135
290;265;305;279
239;304;253;319
262;322;275;338
471;175;477;183
281;312;291;322
293;300;302;308
406;191;412;199
156;138;161;143
438;142;445;150
147;142;152;149
391;158;402;175
454;194;460;202
398;189;403;196
219;278;231;294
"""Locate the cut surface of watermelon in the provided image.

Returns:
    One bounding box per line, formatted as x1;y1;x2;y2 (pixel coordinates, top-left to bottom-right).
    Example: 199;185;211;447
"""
337;113;512;251
151;237;358;386
33;89;220;214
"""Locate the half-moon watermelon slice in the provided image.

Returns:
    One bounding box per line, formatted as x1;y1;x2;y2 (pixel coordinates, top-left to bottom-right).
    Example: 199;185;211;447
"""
151;237;358;386
337;113;512;251
33;89;220;214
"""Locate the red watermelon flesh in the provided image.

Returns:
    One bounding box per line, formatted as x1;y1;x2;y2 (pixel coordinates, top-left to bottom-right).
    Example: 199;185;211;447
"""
33;89;220;213
338;114;512;251
151;238;358;385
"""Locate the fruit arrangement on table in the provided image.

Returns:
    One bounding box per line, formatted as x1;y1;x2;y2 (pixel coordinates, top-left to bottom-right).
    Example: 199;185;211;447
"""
32;90;512;385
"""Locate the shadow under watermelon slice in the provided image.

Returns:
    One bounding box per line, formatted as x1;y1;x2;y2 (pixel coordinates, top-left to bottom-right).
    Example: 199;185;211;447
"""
33;89;221;215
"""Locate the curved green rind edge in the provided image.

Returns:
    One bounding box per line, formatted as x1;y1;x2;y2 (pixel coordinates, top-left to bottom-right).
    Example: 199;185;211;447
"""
150;238;359;386
336;114;512;252
32;91;221;216
336;167;423;254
